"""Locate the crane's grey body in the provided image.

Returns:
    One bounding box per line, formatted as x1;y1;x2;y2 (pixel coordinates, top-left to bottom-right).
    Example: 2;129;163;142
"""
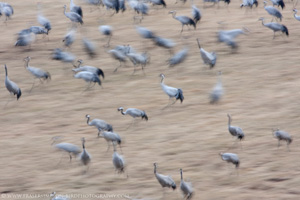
4;65;22;100
210;71;223;104
15;31;35;47
218;29;245;49
136;26;155;39
220;152;239;168
74;71;101;87
227;114;244;140
258;17;288;39
0;3;13;21
264;1;282;21
79;138;91;166
63;29;76;47
86;114;113;133
169;10;196;33
112;144;125;173
192;5;201;24
293;9;300;21
153;36;175;49
154;163;176;190
82;38;97;58
240;0;258;8
272;129;292;150
160;74;184;105
168;48;188;67
63;5;83;24
118;107;148;121
197;39;216;68
54;142;81;161
109;49;127;72
99;25;112;47
30;26;48;35
180;169;193;200
70;0;83;18
126;52;149;74
37;12;51;34
99;131;122;151
73;59;104;79
52;48;76;63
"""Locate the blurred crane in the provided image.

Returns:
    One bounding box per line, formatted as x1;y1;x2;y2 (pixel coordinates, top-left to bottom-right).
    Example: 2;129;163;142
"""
209;71;223;104
219;152;240;168
79;138;91;170
86;114;113;134
293;9;300;21
98;131;122;152
29;26;48;36
159;74;184;107
118;107;148;122
63;5;83;25
227;114;245;140
73;59;104;79
191;5;201;24
264;1;282;21
152;36;175;53
271;0;285;9
82;38;97;58
240;0;258;9
168;48;188;67
62;29;76;47
126;52;149;74
272;128;292;151
136;26;155;39
52;137;81;162
99;25;113;47
52;48;76;64
258;17;288;39
74;71;101;89
15;30;35;48
108;49;127;72
0;2;13;22
149;0;166;8
217;28;246;50
37;3;51;34
169;10;196;33
24;56;51;92
154;163;176;192
4;65;21;100
197;39;216;69
112;143;125;174
180;169;193;200
70;0;83;18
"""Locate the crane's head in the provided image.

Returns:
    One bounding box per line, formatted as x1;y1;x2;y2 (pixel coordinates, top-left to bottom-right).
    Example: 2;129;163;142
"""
293;9;298;12
159;73;165;78
263;1;267;5
118;107;124;111
24;56;31;62
219;152;224;156
77;59;83;64
85;114;90;118
153;162;157;167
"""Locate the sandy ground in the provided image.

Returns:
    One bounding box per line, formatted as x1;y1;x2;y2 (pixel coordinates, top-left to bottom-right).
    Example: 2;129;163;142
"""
0;0;300;199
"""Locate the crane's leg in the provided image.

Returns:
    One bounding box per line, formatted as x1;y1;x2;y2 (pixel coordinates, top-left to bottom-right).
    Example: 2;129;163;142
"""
273;32;276;40
277;140;280;148
113;62;122;72
30;78;37;93
104;35;112;47
287;142;290;152
69;153;72;162
181;25;184;33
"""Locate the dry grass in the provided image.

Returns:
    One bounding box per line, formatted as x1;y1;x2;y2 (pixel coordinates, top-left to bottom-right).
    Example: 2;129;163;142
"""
0;0;300;199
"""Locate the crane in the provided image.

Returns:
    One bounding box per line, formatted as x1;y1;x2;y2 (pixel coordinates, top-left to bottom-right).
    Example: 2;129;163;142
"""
159;74;184;107
258;17;288;39
263;1;282;21
98;131;122;152
293;9;300;21
271;0;284;9
154;163;176;192
108;49;127;72
180;169;193;200
62;29;76;47
272;128;292;151
74;71;101;89
118;107;148;121
15;30;35;48
70;0;83;18
112;143;125;174
191;5;201;24
82;38;97;58
24;56;51;91
52;137;81;162
219;152;240;168
63;5;83;25
149;0;166;7
217;28;246;50
168;48;188;67
37;3;51;34
209;71;223;104
136;26;156;39
99;25;113;47
197;39;216;69
79;138;91;170
169;10;196;33
0;3;13;22
240;0;258;9
52;48;76;64
4;65;21;100
86;114;113;134
227;114;245;141
126;52;149;74
73;59;104;79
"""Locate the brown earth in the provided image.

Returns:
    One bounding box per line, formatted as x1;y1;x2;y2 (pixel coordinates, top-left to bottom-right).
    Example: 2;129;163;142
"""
0;0;300;199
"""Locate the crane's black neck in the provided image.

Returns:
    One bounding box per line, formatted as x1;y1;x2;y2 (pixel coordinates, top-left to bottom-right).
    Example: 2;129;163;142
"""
82;141;85;149
180;169;183;180
154;164;157;174
86;116;90;125
227;115;232;127
160;76;164;83
121;110;126;115
24;60;29;68
5;66;7;77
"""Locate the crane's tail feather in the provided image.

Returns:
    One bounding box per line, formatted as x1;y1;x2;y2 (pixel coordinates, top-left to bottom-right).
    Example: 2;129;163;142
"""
235;161;240;168
17;89;22;100
282;25;288;36
142;111;148;121
176;88;184;103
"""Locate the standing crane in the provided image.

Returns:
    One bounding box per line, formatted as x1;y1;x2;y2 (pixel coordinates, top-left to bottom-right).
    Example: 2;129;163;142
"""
73;59;104;79
24;56;51;92
98;131;122;152
37;3;51;34
197;39;217;69
4;65;21;100
180;169;193;200
52;137;81;162
258;17;288;39
272;128;292;151
70;0;83;18
209;71;223;104
74;71;101;89
168;48;189;67
219;152;240;168
191;5;201;24
86;114;113;134
79;138;91;171
263;1;282;21
108;49;127;72
271;0;284;9
240;0;258;9
154;163;176;193
99;25;113;47
63;29;76;47
112;143;125;174
293;9;300;21
227;114;245;140
159;74;184;107
126;52;149;75
118;107;148;121
63;5;83;25
169;10;196;33
0;3;13;22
